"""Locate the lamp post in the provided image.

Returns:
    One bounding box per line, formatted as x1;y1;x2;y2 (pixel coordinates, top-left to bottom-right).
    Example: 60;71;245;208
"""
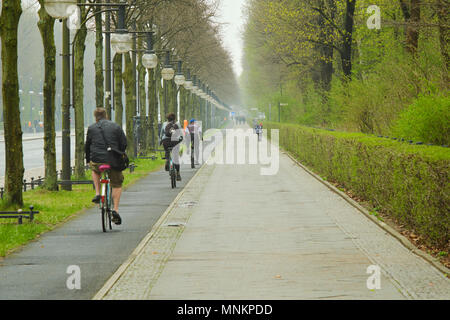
44;0;81;189
105;0;112;117
196;80;203;123
190;75;198;119
174;61;185;122
161;51;175;117
141;32;158;150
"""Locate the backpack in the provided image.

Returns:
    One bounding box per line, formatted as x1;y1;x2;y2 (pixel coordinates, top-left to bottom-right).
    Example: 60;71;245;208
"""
165;122;177;138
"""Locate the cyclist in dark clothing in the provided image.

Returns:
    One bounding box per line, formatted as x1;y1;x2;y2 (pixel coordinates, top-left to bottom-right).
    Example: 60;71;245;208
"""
160;113;183;181
85;108;127;225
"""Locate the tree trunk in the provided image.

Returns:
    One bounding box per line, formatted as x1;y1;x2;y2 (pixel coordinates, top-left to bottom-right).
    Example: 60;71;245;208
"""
406;0;421;56
0;0;24;206
73;11;88;179
436;0;449;83
113;53;123;128
341;0;356;79
194;94;200;121
37;1;58;191
158;70;165;122
137;44;147;153
147;68;157;150
94;7;104;111
167;80;175;115
123;53;135;159
180;86;186;123
185;89;191;121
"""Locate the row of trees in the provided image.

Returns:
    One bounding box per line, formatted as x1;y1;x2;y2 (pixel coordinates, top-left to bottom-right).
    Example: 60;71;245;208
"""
241;0;448;138
0;0;239;206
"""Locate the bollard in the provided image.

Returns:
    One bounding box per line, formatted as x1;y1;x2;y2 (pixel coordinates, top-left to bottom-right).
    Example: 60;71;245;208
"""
29;205;35;222
31;177;35;190
23;179;27;192
17;209;23;225
0;187;3;200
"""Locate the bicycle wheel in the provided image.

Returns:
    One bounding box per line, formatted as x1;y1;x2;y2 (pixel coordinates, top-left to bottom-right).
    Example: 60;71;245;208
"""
101;207;108;233
171;166;176;189
106;182;113;230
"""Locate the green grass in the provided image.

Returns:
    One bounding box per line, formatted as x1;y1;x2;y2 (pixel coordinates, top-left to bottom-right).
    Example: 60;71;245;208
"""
0;157;164;257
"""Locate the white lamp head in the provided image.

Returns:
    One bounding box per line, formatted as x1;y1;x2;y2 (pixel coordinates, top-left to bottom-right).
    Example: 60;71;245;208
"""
142;53;158;69
162;67;175;81
174;74;185;86
44;0;78;19
111;33;133;54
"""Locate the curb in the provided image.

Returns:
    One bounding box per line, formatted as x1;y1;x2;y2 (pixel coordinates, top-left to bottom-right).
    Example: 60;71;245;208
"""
284;151;449;277
92;163;208;300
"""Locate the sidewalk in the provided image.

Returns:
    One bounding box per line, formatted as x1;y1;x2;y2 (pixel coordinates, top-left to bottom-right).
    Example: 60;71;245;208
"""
96;129;450;300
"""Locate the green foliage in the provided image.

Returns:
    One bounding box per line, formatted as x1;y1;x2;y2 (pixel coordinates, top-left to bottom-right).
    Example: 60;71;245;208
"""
392;94;450;145
242;0;449;138
266;121;450;248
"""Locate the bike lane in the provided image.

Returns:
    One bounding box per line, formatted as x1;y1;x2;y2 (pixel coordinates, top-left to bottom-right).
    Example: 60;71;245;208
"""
0;163;197;299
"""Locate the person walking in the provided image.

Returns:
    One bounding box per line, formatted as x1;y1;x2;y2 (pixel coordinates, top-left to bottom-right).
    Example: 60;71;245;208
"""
185;119;203;168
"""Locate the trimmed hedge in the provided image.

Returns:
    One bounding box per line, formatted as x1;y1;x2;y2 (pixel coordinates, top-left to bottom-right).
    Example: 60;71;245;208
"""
265;122;450;248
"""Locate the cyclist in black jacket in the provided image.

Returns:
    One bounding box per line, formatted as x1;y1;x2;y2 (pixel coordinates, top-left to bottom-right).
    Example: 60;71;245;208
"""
160;113;183;181
85;108;127;225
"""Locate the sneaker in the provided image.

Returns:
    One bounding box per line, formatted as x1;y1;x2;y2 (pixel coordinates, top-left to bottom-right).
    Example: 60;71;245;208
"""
112;211;122;225
92;195;101;204
176;172;182;181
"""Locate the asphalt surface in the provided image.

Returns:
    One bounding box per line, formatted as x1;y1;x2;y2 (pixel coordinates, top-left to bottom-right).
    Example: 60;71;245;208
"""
0;163;197;300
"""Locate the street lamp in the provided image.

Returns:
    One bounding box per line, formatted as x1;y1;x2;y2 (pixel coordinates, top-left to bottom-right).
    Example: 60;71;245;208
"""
162;51;174;116
110;33;133;54
184;69;192;90
174;61;185;86
161;51;175;81
44;0;77;19
190;75;198;93
110;4;132;53
142;32;158;69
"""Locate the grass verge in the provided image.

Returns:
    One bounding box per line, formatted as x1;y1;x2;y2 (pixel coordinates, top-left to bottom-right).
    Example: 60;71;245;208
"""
0;157;164;257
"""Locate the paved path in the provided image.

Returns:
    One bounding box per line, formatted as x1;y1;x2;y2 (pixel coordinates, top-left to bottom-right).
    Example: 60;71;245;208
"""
99;126;450;300
0;163;197;299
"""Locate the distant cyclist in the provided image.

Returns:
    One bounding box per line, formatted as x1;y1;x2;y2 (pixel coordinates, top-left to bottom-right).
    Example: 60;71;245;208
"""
160;113;183;181
255;122;263;141
185;119;203;167
85;108;127;225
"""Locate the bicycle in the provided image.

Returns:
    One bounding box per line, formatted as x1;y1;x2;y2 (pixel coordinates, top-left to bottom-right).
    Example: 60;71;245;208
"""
98;164;113;232
256;127;263;142
167;147;177;189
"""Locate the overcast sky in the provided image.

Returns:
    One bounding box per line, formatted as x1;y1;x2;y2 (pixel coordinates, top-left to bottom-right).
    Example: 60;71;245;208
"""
216;0;247;78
